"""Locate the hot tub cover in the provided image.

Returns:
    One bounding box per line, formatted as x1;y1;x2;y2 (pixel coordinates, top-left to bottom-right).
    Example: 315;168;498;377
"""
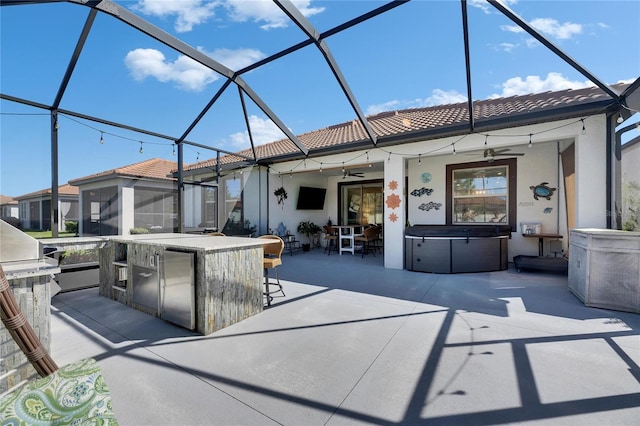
405;224;513;238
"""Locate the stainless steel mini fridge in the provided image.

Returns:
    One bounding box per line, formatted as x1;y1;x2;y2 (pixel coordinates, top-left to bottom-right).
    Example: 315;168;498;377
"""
132;249;195;330
160;249;195;330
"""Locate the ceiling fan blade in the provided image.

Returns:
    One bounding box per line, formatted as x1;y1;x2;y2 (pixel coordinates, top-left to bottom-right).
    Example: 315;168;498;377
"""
493;148;511;154
495;152;525;156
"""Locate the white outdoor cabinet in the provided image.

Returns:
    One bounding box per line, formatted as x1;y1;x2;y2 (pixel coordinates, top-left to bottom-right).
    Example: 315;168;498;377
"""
569;229;640;313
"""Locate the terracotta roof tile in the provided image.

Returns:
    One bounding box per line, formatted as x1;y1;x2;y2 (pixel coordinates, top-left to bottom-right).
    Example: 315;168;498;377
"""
16;184;79;200
182;84;623;172
69;158;179;184
0;195;18;205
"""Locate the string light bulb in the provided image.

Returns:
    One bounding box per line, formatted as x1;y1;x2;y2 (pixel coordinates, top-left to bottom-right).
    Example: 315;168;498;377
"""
320;162;323;172
617;113;624;124
99;132;104;144
388;152;391;162
484;135;488;147
196;152;200;161
139;141;143;154
581;119;586;135
418;153;421;164
452;143;456;155
342;162;345;172
172;145;176;156
528;134;532;148
367;152;372;167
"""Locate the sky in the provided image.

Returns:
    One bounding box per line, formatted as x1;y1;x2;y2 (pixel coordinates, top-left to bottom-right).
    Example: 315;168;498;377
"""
1;0;639;197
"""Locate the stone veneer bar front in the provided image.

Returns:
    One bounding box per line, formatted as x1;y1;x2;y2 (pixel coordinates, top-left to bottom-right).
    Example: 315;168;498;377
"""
99;233;269;335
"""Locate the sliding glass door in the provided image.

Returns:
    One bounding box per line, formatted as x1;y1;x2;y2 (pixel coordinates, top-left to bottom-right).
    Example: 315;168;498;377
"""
338;180;384;226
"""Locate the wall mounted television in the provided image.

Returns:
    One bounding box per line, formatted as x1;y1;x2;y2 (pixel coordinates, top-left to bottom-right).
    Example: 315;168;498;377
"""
296;186;327;210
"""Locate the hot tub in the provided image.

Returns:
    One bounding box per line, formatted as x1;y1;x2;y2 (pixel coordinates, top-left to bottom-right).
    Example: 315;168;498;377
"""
405;225;512;273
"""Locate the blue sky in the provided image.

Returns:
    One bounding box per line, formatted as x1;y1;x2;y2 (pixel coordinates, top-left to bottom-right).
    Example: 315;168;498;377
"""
1;0;639;197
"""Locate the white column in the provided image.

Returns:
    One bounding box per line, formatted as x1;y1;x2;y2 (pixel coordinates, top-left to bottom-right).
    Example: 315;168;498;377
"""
121;186;135;235
384;155;406;269
575;115;607;228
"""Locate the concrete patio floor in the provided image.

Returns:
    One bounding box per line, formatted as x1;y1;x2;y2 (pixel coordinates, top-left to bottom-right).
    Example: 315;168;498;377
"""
50;249;640;425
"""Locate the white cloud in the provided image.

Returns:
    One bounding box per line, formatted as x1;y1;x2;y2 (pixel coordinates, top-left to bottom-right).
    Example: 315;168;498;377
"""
228;115;287;148
497;42;518;52
366;89;467;115
132;0;217;32
224;0;324;30
425;89;468;106
489;72;595;98
468;0;517;14
124;48;218;92
501;18;582;40
124;47;267;90
131;0;324;32
204;48;266;71
366;100;401;116
529;18;582;40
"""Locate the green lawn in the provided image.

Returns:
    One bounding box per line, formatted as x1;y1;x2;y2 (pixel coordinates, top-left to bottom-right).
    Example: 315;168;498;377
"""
24;230;76;239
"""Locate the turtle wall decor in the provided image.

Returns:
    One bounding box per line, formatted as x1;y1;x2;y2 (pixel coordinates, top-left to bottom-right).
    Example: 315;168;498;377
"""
530;182;556;200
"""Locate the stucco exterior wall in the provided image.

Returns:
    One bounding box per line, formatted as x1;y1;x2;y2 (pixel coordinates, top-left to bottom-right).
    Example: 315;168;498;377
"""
267;115;603;268
574;114;608;228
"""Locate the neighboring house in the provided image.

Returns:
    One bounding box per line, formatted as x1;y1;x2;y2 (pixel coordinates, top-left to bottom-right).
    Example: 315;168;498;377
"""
180;84;635;269
15;185;79;232
0;195;19;219
68;158;178;236
621;135;640;230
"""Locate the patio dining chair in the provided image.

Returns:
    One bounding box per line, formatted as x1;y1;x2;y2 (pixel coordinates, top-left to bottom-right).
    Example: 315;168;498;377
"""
355;225;382;258
258;235;285;306
323;225;338;255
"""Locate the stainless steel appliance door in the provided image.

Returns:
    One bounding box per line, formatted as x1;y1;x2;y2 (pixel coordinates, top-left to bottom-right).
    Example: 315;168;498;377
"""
160;250;195;330
131;265;159;312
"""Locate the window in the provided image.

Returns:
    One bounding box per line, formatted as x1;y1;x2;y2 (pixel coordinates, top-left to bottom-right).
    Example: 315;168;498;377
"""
446;159;517;229
134;187;177;231
201;185;218;229
224;178;243;224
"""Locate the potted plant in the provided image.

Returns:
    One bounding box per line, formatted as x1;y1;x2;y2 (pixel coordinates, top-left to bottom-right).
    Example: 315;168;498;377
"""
297;221;321;251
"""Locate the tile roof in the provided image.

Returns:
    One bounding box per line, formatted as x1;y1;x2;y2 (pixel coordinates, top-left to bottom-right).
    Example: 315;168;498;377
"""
0;195;18;205
16;184;79;200
69;158;179;185
183;84;624;172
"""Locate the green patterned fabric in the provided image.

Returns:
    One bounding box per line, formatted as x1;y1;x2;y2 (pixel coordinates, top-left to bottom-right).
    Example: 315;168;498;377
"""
0;358;117;425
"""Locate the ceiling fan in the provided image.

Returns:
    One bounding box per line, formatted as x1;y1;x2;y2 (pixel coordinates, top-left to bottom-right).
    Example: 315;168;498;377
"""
343;170;365;179
483;148;525;161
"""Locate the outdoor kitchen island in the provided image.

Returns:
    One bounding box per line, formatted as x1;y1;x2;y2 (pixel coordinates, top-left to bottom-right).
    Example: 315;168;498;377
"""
99;233;269;335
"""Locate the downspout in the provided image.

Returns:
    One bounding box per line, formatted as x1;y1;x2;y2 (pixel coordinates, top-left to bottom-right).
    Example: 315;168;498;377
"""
557;141;561;235
50;111;59;238
606;116;613;229
177;142;184;233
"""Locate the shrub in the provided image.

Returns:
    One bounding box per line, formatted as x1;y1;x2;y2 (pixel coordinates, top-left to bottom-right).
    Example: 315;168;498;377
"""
65;220;78;234
59;249;99;265
130;227;150;234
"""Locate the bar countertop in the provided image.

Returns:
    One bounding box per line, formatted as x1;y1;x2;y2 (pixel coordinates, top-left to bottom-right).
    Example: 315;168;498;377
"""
103;233;271;252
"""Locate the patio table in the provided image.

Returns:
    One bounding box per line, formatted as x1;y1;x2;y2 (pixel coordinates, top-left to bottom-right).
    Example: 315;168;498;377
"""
333;225;364;255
